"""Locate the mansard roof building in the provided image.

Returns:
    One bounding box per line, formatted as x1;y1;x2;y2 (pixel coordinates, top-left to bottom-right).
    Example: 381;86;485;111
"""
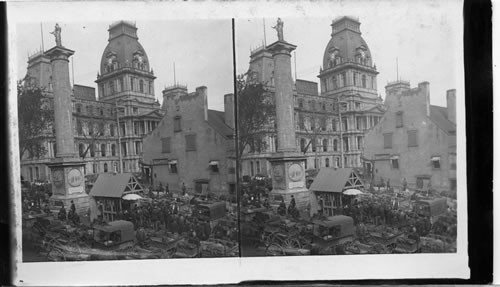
240;17;385;180
21;21;163;183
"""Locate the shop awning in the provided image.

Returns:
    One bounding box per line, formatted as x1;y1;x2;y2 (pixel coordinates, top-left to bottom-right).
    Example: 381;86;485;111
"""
431;156;441;161
390;155;399;160
168;160;178;164
209;160;219;166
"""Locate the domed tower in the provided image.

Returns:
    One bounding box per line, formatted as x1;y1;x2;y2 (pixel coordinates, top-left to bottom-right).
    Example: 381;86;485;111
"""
318;16;378;99
95;21;156;103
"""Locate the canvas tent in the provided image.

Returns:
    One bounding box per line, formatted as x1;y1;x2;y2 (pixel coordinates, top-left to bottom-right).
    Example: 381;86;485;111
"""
309;168;364;216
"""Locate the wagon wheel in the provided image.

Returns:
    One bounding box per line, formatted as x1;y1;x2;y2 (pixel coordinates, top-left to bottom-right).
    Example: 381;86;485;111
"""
266;243;285;256
282;238;302;249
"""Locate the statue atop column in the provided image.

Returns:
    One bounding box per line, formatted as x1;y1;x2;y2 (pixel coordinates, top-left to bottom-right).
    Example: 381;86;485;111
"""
50;23;62;46
272;18;284;42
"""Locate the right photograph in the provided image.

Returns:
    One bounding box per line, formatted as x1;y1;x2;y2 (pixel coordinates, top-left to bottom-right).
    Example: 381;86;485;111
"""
236;14;461;257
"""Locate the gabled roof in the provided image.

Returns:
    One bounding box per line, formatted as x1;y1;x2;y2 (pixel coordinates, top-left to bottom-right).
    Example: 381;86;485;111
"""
90;173;143;198
429;105;455;134
207;109;234;138
361;105;386;113
309;168;364;193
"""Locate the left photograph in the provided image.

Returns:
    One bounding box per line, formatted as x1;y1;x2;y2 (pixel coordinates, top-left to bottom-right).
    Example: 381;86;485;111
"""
17;20;238;262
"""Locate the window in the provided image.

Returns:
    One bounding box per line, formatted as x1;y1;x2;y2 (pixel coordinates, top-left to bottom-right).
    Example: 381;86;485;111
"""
311;140;317;152
101;144;106;156
99;108;104;116
300;138;307;152
343;137;349;151
314;158;319;169
391;156;399;169
450;153;457;170
99;123;105;135
431;156;441;169
120;123;126;136
79;143;85;157
374;117;379;125
332;76;337;89
111;144;116;156
310;118;316;131
174;116;181;132
357;136;363;150
250;162;254;176
77;120;83;135
130;77;134;91
396;111;404;128
325;158;330;167
93;163;97;174
362;75;367;88
90;144;95;157
121;142;127;156
332;119;337;131
256;161;261;173
209;161;220;173
104;163;108;173
322;102;326;111
110;124;115;136
320;117;327;131
341;72;346;87
298;99;304;108
298;114;305;130
186;134;197;151
149;81;153;94
355;102;361;110
135;141;141;155
383;133;393;149
342;118;348;131
322;139;328;152
110;81;115;94
333;139;338;152
408;130;418;147
139;80;144;93
353;72;357;86
76;104;82;113
119;78;124;92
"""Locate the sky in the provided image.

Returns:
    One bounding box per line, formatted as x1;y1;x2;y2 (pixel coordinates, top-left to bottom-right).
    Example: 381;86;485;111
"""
11;1;462;109
235;2;463;107
14;20;233;111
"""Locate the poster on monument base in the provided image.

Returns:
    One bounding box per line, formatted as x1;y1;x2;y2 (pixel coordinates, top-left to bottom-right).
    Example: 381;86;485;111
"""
7;0;471;285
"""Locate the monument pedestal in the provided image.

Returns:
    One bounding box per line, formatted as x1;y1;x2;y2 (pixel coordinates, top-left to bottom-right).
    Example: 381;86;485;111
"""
47;158;89;215
269;152;309;209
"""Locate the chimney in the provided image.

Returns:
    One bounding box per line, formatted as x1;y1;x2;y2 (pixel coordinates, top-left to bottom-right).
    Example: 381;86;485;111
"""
196;86;208;121
446;89;456;124
224;93;235;129
418;81;430;117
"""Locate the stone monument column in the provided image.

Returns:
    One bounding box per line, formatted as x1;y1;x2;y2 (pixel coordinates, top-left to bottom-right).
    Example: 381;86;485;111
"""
45;27;89;215
267;18;309;209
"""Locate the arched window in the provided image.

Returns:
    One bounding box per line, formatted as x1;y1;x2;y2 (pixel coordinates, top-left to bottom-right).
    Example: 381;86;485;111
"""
341;72;346;87
362;75;367;88
325;158;330;167
139;80;144;93
130;77;134;91
333;139;338;152
111;144;116;156
332;76;337;90
353;72;357;86
311;139;317;152
101;144;106;156
110;124;115;136
322;139;328;152
104;163;108;173
332;119;337;131
90;144;95;157
119;78;124;92
110;81;115;94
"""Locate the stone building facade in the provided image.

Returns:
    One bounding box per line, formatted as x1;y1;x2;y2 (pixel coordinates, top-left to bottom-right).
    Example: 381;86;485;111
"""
240;17;384;178
363;81;457;192
20;21;163;182
142;85;236;196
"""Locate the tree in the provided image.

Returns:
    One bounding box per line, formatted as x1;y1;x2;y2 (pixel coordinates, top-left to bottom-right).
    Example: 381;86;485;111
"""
17;78;54;159
236;73;275;165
